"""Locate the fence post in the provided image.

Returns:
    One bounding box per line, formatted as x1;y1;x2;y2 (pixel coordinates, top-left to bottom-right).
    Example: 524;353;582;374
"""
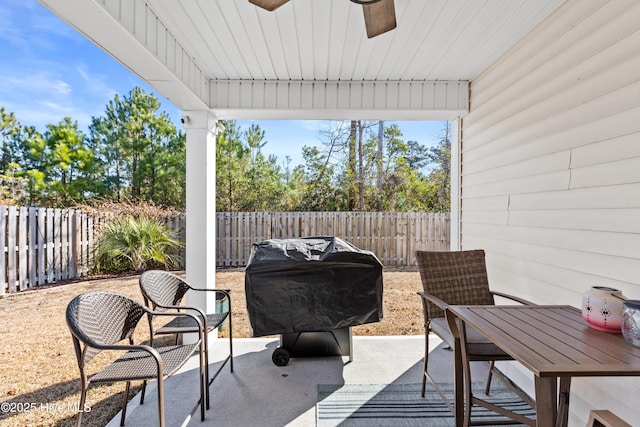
7;207;17;293
70;209;78;278
18;207;28;289
28;206;37;289
0;207;6;294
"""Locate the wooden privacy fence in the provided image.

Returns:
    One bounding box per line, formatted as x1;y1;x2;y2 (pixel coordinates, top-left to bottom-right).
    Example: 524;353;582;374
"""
0;208;447;294
0;206;186;295
216;211;450;267
0;206;95;295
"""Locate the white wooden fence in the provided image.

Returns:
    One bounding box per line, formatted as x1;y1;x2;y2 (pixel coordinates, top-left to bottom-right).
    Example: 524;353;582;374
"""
216;211;450;267
0;207;92;294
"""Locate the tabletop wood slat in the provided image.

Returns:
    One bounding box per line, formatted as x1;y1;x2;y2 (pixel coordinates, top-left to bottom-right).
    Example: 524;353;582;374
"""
480;308;591;364
504;308;628;364
449;305;640;377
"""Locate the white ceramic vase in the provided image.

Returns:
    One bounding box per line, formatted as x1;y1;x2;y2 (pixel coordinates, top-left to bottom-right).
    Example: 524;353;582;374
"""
581;286;626;333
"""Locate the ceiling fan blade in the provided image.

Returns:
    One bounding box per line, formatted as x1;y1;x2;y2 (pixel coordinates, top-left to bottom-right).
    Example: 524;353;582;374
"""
249;0;290;12
362;0;396;38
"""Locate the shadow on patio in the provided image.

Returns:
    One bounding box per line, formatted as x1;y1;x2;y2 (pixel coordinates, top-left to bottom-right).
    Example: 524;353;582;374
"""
106;335;455;427
106;333;525;427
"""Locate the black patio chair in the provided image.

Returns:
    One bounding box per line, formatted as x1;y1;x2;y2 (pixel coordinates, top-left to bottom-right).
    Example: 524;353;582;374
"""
65;290;205;427
416;249;535;426
139;270;233;409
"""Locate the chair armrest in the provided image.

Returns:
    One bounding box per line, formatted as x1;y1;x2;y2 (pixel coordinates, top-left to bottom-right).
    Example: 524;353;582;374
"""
91;343;167;374
189;287;231;297
417;291;450;310
96;343;159;355
144;296;208;319
490;291;535;305
149;309;204;329
149;303;202;314
147;307;206;335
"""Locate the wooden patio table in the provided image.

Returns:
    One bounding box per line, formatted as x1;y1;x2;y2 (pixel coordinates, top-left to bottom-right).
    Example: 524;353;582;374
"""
447;305;640;427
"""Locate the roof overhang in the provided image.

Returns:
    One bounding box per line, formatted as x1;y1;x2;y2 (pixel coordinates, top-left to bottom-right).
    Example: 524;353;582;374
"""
37;0;566;120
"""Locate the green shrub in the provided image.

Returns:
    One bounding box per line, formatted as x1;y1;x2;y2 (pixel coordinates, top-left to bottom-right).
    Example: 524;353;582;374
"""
95;216;182;273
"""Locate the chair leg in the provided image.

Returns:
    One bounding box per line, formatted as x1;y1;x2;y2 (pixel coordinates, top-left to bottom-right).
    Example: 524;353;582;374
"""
200;343;206;421
140;380;147;405
76;385;87;427
460;344;474;427
157;376;165;427
451;318;472;427
120;381;130;426
421;329;429;397
452;337;466;427
228;312;234;373
204;331;211;410
484;361;494;395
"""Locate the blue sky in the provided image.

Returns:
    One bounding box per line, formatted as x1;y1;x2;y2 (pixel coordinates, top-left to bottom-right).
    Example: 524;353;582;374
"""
0;0;447;168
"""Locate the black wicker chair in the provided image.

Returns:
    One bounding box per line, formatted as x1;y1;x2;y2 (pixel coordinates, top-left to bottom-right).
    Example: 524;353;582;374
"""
139;270;233;409
65;290;205;427
416;249;535;426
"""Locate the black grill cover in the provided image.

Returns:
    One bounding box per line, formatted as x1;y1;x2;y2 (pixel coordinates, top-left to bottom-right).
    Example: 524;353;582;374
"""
244;237;383;337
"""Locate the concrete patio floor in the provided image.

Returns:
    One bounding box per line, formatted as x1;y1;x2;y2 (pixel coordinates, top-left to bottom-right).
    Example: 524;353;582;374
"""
107;334;478;427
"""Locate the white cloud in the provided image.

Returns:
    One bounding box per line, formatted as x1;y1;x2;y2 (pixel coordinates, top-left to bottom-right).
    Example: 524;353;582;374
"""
0;66;93;131
76;63;118;101
2;97;93;132
0;70;72;97
38;100;71;113
293;119;326;131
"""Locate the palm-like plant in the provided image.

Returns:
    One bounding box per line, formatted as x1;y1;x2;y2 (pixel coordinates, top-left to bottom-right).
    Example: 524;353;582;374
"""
96;216;182;273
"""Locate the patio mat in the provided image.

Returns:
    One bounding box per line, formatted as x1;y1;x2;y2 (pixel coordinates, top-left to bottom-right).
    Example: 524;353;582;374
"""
316;382;535;426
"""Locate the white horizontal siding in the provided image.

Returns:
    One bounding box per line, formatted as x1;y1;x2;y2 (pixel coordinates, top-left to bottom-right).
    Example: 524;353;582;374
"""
468;0;640;114
463;105;640;175
464;222;640;266
571;157;640;188
571;132;640;167
507;209;640;233
509;183;640;210
460;1;640;425
464;151;570;186
461;195;509;211
463;170;570;198
465;228;639;284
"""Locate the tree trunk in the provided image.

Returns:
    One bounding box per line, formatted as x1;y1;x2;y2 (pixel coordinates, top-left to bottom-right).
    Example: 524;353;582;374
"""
376;120;384;211
358;121;365;210
115;140;121;203
227;151;233;212
131;153;140;198
348;121;357;210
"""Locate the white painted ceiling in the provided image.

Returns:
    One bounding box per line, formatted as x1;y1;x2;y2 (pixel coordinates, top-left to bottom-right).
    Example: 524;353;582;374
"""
39;0;566;117
149;0;564;82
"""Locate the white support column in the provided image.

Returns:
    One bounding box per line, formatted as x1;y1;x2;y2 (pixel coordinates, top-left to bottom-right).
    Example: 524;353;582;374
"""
183;111;219;318
450;117;461;251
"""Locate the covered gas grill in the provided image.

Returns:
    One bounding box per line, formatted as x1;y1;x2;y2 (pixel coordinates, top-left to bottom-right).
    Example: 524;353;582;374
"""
244;236;383;365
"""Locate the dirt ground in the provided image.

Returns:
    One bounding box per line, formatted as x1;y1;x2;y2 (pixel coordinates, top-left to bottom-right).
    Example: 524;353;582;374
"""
0;268;424;427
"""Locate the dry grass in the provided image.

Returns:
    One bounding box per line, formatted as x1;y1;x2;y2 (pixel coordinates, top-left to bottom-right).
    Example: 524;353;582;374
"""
0;268;423;427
